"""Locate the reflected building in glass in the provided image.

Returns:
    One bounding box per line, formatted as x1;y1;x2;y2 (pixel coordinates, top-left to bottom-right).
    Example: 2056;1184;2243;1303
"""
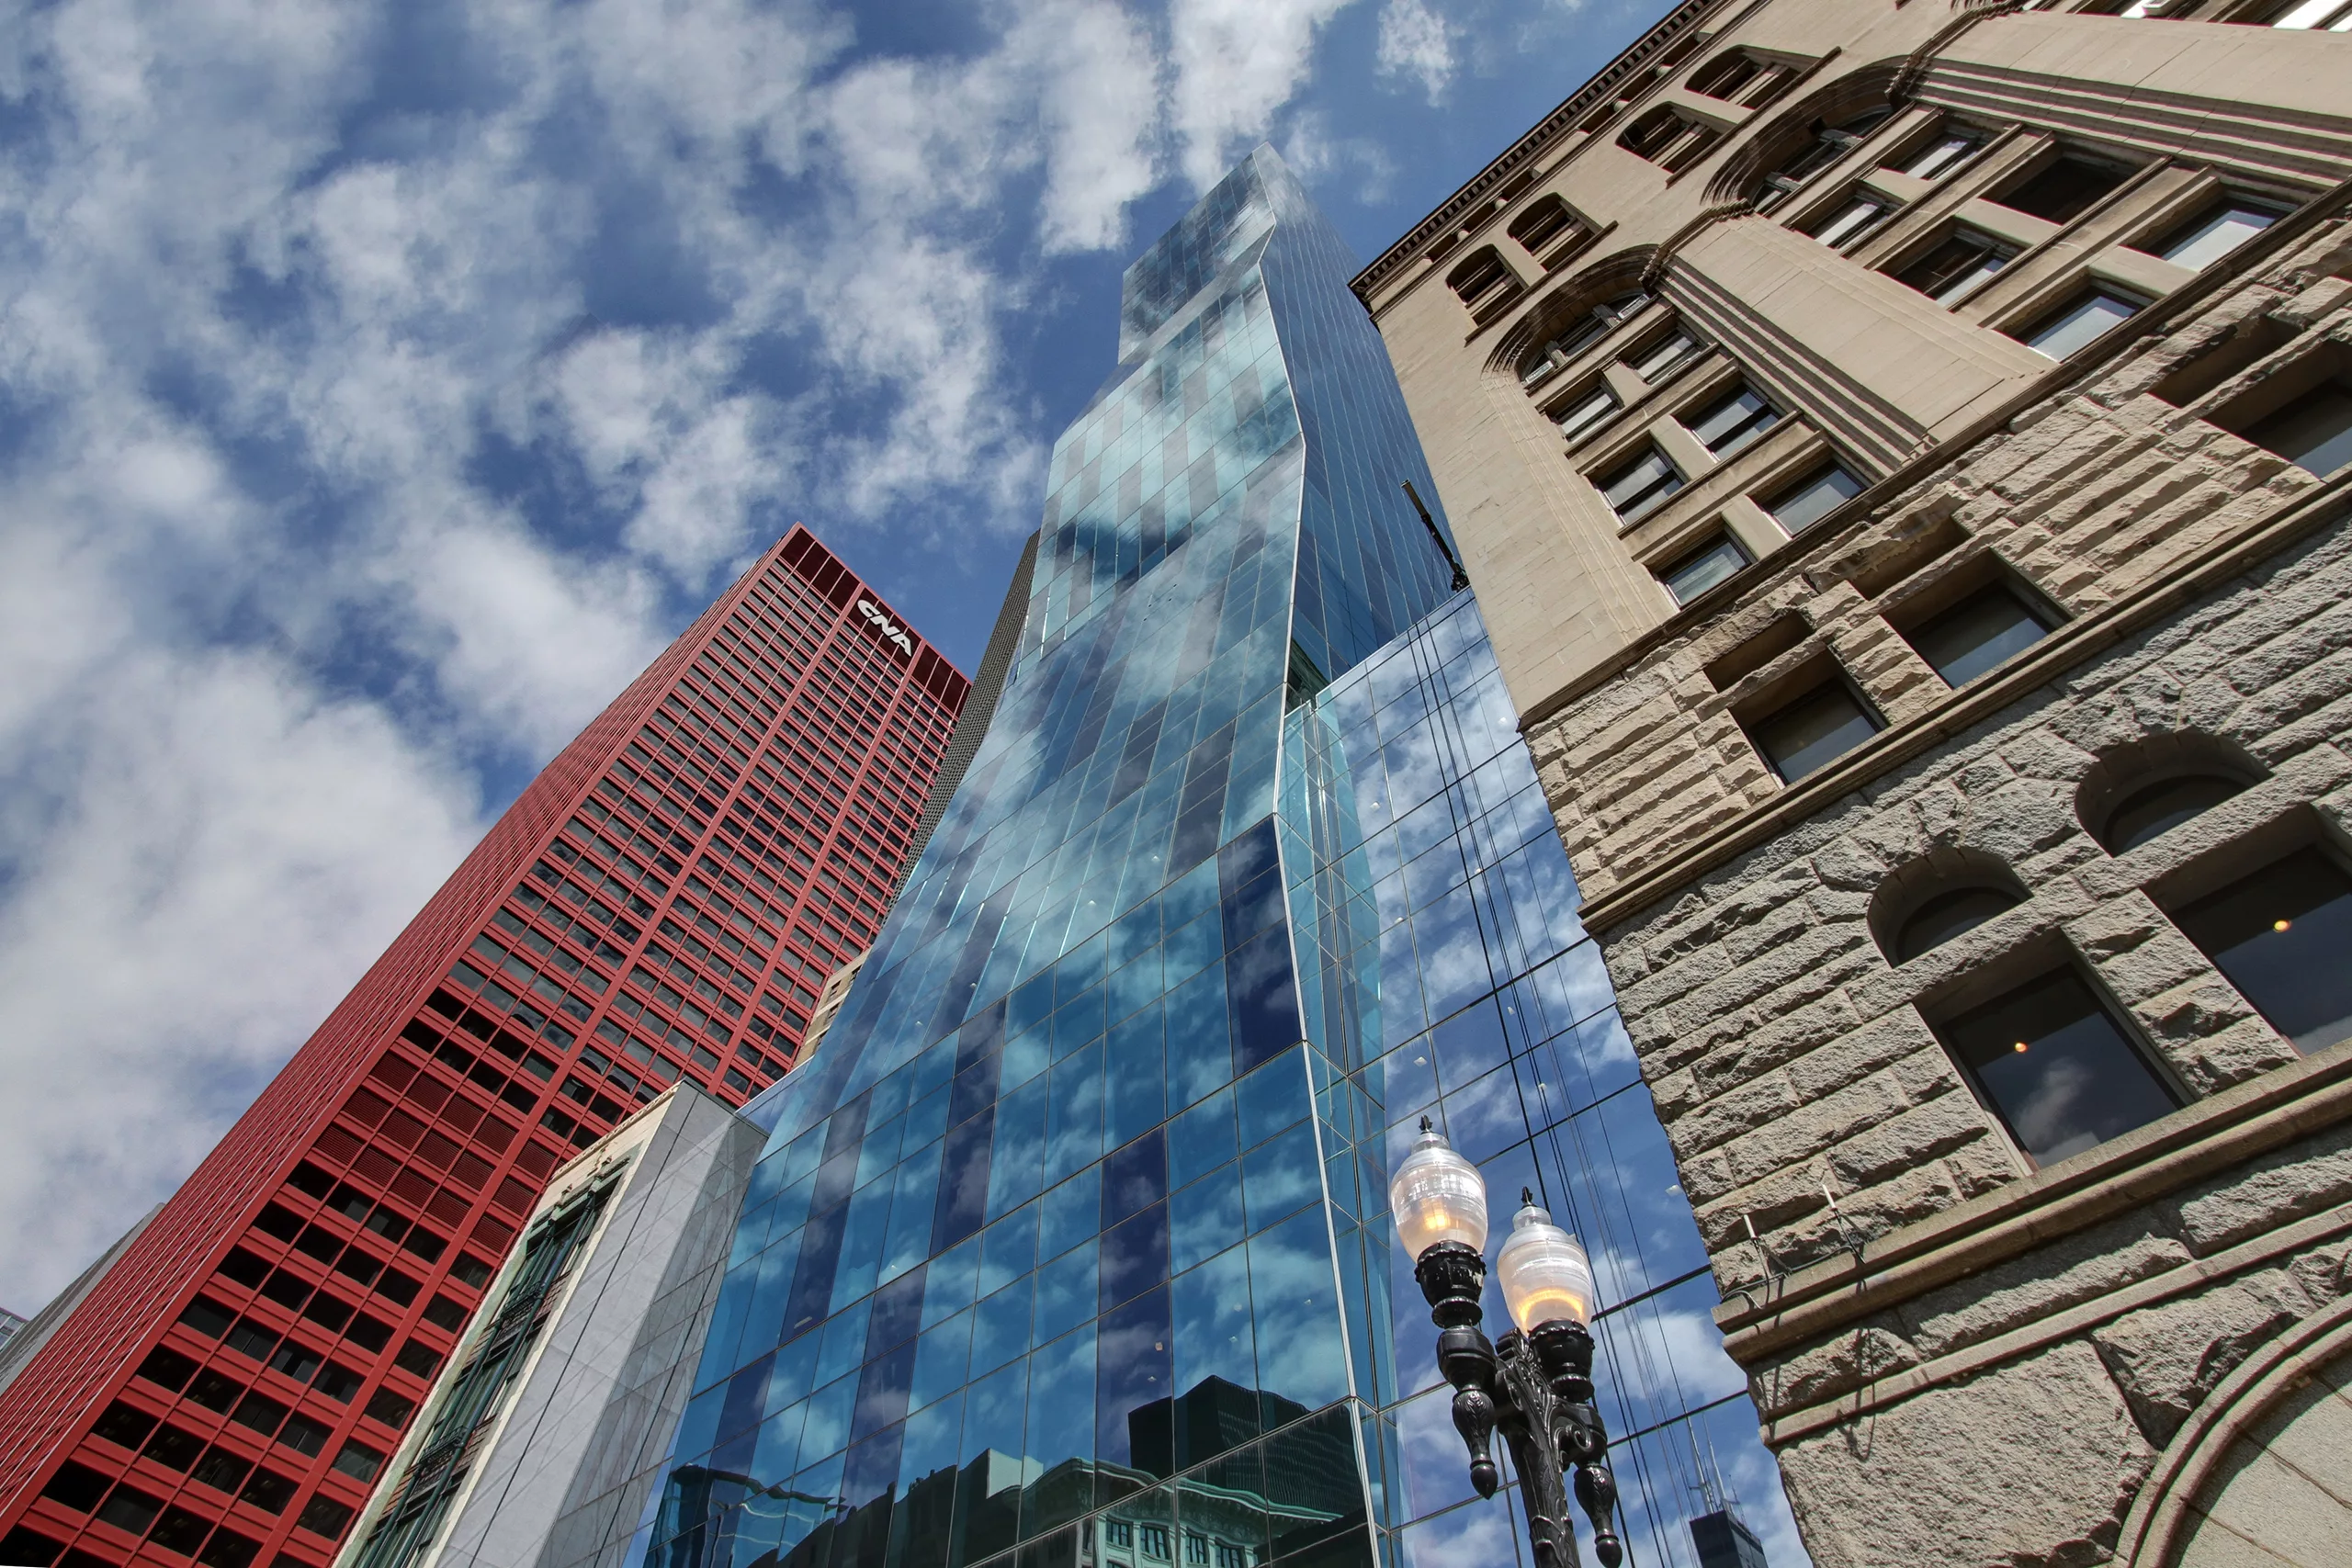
632;148;1796;1568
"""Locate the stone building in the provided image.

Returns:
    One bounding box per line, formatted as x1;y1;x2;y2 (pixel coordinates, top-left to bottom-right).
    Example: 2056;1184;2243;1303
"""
1352;0;2352;1563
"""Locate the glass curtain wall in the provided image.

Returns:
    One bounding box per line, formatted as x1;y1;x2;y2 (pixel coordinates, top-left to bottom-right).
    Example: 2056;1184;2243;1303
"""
1282;595;1797;1566
628;147;1795;1568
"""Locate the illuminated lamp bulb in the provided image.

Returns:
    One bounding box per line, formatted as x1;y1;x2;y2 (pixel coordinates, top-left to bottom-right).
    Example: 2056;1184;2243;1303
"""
1388;1120;1488;1260
1496;1195;1598;1333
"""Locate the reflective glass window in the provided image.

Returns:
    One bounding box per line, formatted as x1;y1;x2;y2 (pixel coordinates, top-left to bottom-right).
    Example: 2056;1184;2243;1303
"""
2169;849;2352;1053
1934;967;2177;1164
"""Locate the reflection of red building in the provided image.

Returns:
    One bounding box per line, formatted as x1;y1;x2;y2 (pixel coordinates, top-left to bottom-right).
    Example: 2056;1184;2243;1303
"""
0;526;967;1568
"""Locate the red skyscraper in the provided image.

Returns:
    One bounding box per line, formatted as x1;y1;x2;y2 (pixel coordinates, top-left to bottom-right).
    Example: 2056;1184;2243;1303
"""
0;527;967;1568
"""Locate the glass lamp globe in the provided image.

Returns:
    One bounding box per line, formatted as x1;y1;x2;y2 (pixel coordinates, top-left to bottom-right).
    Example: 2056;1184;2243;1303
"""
1496;1197;1597;1331
1387;1122;1488;1259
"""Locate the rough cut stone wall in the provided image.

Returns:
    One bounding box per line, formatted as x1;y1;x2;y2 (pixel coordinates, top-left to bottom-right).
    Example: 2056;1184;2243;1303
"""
1531;220;2352;913
1521;223;2352;1564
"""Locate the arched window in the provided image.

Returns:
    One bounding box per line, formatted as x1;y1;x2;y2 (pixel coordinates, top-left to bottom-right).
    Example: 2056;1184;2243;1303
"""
2101;774;2248;853
1619;107;1724;174
1754;107;1894;212
1448;248;1519;317
1687;50;1802;110
1507;196;1593;270
1519;290;1651;388
1894;886;2023;963
2076;734;2265;854
1870;849;2030;964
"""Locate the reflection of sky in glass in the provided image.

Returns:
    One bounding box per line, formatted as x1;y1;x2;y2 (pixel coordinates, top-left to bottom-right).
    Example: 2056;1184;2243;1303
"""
1291;594;1806;1566
626;147;1804;1568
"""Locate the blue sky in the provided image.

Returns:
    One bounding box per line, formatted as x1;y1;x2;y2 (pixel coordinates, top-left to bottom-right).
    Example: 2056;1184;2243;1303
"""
0;0;1679;1314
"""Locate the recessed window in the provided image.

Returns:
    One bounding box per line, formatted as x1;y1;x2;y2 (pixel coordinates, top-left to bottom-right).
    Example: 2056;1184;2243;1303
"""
2099;773;2246;853
1657;534;1751;605
1897;231;2014;305
1684;381;1781;457
1812;195;1892;250
1748;677;1883;783
1688;51;1801;108
1757;107;1894;210
1902;581;2056;685
2143;198;2283;270
1521;290;1651;388
1623;327;1702;383
1448;250;1517;313
2267;0;2352;28
1894;886;2023;963
2017;288;2146;359
2170;848;2352;1053
1553;385;1621;443
1508;196;1590;264
1937;968;2177;1165
1762;460;1863;533
1898;130;1981;181
1994;155;2132;225
2240;373;2352;477
1597;445;1685;522
1621;108;1724;173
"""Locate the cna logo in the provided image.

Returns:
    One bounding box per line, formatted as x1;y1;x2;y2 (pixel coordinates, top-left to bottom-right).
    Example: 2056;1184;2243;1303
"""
855;598;916;657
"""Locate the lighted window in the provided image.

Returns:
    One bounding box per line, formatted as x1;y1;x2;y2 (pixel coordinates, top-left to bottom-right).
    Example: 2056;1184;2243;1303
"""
1747;677;1883;783
1553;385;1621;443
2099;773;2246;853
1684;381;1781;457
2145;198;2283;270
1894;886;2024;963
2017;288;2146;359
1902;581;2056;686
1934;967;2177;1164
2240;374;2352;477
2169;849;2352;1053
1762;460;1862;532
1897;231;2014;305
1657;535;1750;604
1596;446;1685;522
1812;195;1892;250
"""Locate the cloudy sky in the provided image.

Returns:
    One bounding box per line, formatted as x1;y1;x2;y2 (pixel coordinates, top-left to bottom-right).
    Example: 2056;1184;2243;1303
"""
0;0;1672;1314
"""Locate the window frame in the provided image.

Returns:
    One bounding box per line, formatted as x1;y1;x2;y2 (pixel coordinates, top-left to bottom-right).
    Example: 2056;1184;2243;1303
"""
2010;283;2150;360
1742;668;1886;784
1894;228;2018;306
1654;532;1753;606
1594;443;1688;525
1758;457;1865;534
1922;955;2183;1168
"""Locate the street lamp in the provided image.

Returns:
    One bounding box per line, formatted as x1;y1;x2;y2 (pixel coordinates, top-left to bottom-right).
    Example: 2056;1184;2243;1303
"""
1390;1119;1623;1568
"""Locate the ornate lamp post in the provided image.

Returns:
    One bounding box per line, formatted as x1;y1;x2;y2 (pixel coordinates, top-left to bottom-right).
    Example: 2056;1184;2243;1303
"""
1389;1120;1623;1568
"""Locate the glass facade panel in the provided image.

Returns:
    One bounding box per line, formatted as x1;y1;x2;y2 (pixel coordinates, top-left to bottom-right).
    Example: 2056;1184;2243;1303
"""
629;149;1796;1568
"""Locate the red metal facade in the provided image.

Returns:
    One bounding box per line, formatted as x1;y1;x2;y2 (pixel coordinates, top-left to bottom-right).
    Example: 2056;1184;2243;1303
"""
0;526;968;1568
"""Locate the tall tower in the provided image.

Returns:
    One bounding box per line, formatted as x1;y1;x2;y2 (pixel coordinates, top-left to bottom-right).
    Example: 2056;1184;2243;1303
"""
617;148;1792;1568
0;527;969;1568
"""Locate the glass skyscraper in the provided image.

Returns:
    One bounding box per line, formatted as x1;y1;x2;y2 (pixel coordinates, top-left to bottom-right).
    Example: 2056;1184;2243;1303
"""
636;149;1797;1568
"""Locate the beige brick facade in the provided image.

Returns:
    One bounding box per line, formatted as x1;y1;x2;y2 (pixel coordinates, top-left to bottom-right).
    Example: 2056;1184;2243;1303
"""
1358;0;2352;1562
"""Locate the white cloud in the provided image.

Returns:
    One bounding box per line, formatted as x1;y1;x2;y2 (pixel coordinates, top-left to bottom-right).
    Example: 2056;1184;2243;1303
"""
1167;0;1361;188
0;0;1368;1307
1019;0;1162;253
1375;0;1453;103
